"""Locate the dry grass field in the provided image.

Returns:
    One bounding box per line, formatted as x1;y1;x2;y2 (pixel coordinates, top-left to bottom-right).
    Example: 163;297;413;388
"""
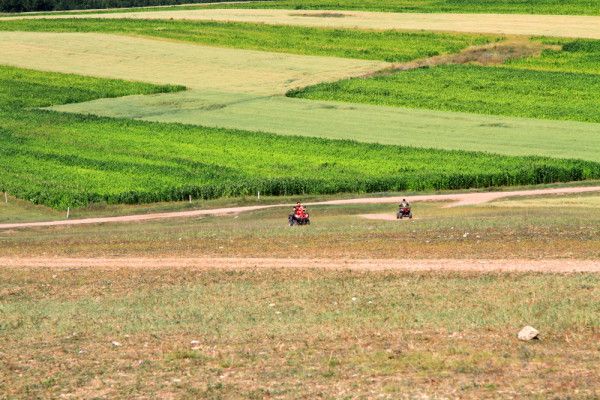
7;9;600;40
1;266;599;399
0;31;386;95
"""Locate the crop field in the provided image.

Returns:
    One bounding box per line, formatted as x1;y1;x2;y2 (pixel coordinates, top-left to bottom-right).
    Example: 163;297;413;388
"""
204;0;600;15
9;8;600;40
0;31;388;95
6;0;600;17
0;18;496;62
291;64;600;123
7;65;599;208
507;38;600;75
51;89;600;162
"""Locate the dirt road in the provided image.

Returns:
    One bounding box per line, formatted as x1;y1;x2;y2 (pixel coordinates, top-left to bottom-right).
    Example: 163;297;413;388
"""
2;256;599;272
8;9;600;39
1;185;599;230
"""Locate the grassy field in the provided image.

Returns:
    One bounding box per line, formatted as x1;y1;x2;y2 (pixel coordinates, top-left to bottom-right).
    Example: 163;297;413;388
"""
6;0;600;16
53;89;600;162
0;18;496;62
208;0;600;15
0;31;387;95
1;267;598;398
507;38;600;75
2;193;600;259
291;64;600;123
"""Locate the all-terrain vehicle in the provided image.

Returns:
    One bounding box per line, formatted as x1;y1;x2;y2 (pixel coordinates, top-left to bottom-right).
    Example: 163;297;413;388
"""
396;207;413;220
289;212;310;226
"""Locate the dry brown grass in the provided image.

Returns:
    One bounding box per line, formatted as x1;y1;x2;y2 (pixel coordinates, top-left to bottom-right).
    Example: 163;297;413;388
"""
1;267;599;399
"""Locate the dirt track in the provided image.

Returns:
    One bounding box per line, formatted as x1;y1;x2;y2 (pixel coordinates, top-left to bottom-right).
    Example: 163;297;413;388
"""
1;185;599;230
8;9;600;39
2;256;599;272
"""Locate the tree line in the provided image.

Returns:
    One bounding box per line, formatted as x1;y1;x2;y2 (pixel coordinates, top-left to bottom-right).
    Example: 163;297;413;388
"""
0;0;243;13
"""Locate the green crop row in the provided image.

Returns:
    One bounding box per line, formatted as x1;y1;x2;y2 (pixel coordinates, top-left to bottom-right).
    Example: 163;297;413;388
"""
1;65;600;208
0;19;496;62
24;0;598;17
203;0;600;16
289;64;600;124
0;0;234;13
506;38;600;76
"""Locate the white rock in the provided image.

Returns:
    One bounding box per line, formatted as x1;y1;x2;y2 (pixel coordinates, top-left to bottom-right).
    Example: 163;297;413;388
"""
111;341;122;347
518;326;539;341
190;340;200;345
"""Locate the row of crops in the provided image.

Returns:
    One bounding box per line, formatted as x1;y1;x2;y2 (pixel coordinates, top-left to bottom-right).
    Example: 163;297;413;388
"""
290;48;600;124
2;66;600;209
208;0;600;16
0;19;496;63
1;0;597;14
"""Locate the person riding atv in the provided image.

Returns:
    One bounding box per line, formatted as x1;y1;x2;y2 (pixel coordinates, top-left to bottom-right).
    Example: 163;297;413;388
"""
397;198;413;219
289;202;310;226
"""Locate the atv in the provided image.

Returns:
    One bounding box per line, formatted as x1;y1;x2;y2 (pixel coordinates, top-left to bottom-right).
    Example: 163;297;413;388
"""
289;213;310;226
396;207;413;220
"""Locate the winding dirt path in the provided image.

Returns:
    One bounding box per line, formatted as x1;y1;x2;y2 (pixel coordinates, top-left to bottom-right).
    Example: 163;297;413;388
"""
7;9;600;39
2;256;599;272
1;185;599;230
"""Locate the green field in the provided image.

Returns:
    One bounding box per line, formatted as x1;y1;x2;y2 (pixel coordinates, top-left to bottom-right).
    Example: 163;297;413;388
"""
7;0;600;16
202;0;600;16
0;18;496;62
2;65;599;208
507;38;600;75
291;64;600;123
52;89;600;162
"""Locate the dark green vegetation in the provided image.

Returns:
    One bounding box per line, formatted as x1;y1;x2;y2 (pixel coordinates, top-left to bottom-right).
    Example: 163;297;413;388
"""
291;61;600;123
2;65;600;209
507;38;600;75
0;19;496;62
2;266;599;398
11;0;599;16
0;0;235;13
208;0;600;16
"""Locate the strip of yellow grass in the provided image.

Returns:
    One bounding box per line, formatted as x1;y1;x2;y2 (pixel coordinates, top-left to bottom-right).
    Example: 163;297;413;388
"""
0;31;387;95
6;9;600;39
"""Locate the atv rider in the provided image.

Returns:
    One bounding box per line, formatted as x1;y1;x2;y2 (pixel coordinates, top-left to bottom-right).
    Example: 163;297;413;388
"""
399;199;410;209
289;202;309;225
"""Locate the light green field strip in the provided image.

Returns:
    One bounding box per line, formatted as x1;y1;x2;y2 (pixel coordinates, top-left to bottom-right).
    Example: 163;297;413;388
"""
0;31;388;95
51;90;600;162
5;9;600;39
5;31;600;162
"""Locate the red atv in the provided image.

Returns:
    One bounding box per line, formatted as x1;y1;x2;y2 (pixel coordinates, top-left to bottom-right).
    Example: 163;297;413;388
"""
396;207;413;220
289;212;310;226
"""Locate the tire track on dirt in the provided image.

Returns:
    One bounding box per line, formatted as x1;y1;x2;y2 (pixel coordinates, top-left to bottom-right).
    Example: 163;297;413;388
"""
2;256;599;272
